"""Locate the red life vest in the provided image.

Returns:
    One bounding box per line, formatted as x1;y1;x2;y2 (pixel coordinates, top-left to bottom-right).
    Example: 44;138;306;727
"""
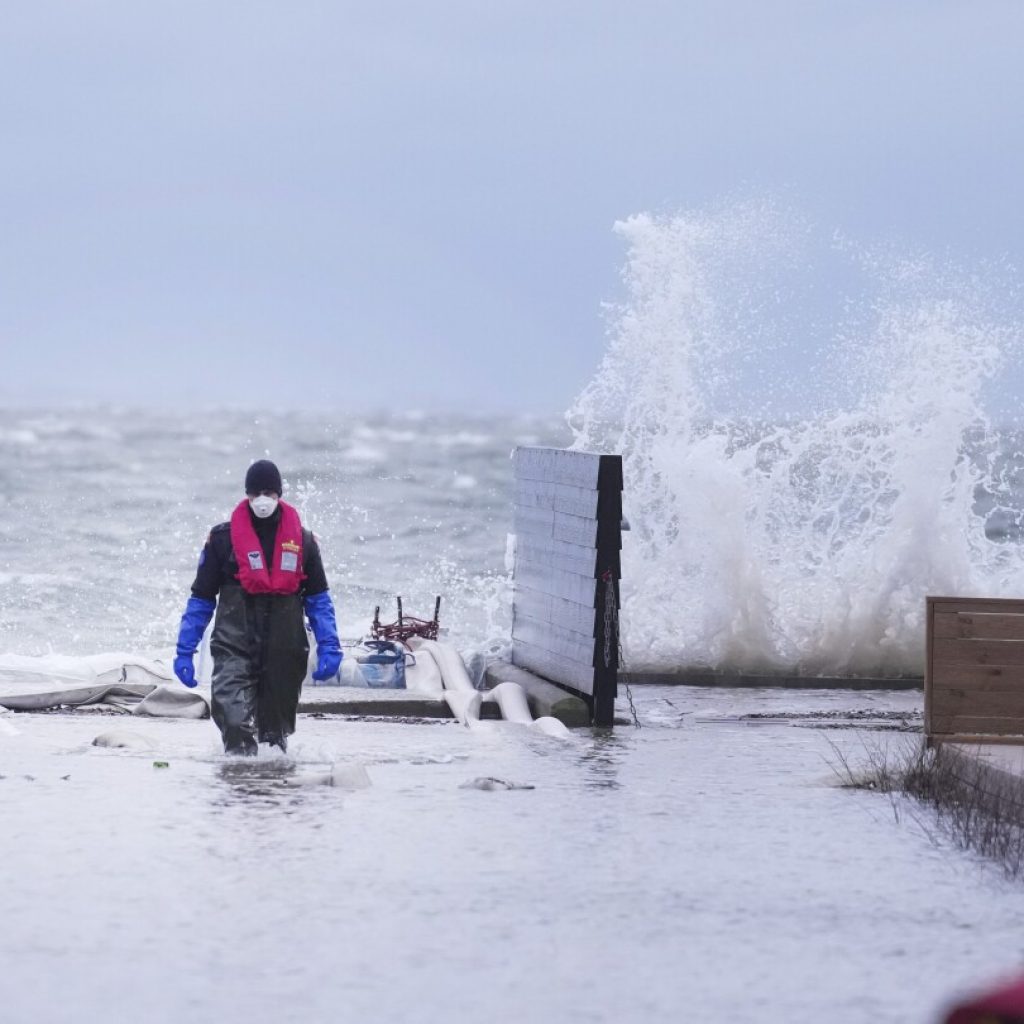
230;499;306;595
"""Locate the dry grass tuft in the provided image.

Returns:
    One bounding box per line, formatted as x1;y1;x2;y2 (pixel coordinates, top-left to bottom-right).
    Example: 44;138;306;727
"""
827;736;1024;879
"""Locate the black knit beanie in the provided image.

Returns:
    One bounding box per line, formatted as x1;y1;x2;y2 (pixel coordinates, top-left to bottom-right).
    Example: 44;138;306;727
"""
245;460;283;495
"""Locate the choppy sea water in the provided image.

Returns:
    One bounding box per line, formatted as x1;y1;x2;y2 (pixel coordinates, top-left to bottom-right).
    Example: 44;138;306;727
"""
0;407;568;662
4;400;1024;680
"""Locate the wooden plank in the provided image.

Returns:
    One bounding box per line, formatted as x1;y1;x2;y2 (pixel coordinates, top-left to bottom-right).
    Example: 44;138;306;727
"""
929;597;1024;616
932;638;1024;669
514;479;600;520
512;584;598;636
933;611;1024;641
931;663;1024;690
932;612;960;640
930;715;1024;736
512;616;598;669
514;504;556;535
931;690;1024;717
515;540;600;580
552;511;599;547
926;597;935;736
513;448;602;489
514;561;598;607
513;607;596;644
512;641;595;695
930;734;1024;746
515;535;618;579
513;504;600;548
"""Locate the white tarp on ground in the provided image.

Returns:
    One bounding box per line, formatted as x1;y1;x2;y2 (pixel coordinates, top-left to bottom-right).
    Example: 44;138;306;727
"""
0;652;174;692
0;683;209;719
0;653;205;718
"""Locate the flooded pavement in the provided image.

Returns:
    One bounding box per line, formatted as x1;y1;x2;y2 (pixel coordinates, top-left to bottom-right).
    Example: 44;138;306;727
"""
2;686;1022;1024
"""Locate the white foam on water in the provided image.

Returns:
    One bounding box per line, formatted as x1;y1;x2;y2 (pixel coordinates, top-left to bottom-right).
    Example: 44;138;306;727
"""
569;202;1024;677
342;441;388;463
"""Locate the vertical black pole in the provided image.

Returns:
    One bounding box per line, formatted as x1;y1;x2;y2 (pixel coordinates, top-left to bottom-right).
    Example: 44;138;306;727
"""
591;454;623;727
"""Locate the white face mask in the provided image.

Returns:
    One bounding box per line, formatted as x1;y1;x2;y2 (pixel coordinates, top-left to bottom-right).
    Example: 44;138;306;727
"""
249;495;279;519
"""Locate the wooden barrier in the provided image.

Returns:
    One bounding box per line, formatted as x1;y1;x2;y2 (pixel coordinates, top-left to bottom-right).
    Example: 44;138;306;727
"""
511;447;623;727
926;596;1024;744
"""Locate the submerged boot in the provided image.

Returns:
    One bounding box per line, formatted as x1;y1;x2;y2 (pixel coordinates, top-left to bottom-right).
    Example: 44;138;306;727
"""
223;727;258;757
259;731;288;754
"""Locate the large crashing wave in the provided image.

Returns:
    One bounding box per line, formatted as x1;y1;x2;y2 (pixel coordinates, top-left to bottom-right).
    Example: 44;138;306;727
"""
568;203;1024;677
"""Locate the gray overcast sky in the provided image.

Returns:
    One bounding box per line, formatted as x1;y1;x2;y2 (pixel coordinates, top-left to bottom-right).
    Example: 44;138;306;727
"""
2;1;1022;414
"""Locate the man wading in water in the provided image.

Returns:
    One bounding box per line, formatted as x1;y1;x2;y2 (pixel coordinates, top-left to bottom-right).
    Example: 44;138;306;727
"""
173;460;342;755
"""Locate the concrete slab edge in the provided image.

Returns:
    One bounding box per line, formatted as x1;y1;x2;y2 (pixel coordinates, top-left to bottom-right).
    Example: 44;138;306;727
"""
942;744;1024;814
623;672;924;691
297;698;507;720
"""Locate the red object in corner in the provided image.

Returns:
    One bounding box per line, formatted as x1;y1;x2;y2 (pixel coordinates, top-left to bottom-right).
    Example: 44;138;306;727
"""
944;974;1024;1023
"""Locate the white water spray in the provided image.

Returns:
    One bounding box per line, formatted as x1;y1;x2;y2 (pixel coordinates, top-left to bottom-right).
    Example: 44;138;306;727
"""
569;204;1024;677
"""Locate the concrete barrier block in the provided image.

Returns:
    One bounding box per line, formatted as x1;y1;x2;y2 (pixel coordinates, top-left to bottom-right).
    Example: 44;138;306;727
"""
484;663;591;727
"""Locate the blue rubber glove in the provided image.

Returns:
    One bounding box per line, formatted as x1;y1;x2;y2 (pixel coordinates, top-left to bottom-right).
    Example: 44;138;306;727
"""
174;655;196;688
175;595;216;688
314;648;343;682
304;591;343;681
